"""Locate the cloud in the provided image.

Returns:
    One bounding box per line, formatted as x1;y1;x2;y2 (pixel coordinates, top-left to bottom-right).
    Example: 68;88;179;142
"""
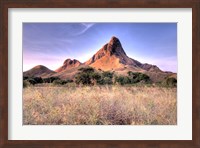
73;23;95;36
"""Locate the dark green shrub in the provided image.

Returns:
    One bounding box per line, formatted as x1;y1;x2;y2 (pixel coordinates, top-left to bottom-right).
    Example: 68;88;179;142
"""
127;71;150;83
33;77;43;83
53;80;67;85
43;77;60;83
78;67;95;73
23;76;29;80
75;67;102;85
66;79;73;83
162;77;177;87
75;72;92;85
102;77;113;85
115;76;131;85
102;71;113;79
26;78;37;85
23;80;30;88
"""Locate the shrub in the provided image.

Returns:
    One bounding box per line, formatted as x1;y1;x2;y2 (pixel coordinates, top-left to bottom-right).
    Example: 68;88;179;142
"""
75;67;102;85
65;79;73;83
53;80;67;85
128;71;151;83
102;77;113;85
75;72;92;85
33;77;43;83
162;77;177;87
102;71;113;79
23;76;29;80
78;67;95;73
23;80;30;88
43;77;60;83
115;76;131;85
26;78;37;85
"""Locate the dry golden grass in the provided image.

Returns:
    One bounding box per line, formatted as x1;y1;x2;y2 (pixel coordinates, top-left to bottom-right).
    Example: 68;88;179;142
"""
23;85;177;125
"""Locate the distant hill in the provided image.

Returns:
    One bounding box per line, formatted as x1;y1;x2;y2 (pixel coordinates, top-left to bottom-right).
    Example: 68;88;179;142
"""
23;65;56;78
23;36;176;82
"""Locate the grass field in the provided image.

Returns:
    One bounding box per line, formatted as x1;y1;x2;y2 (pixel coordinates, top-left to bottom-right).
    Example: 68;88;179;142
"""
23;84;177;125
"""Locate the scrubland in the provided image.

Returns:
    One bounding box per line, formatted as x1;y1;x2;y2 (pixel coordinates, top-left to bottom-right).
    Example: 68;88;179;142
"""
23;84;176;125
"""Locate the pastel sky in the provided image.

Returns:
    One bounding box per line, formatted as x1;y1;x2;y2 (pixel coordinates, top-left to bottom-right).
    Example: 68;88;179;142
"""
23;23;177;72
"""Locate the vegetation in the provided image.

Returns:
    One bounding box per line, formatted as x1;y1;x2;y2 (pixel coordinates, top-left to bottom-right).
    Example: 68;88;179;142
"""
23;68;177;125
156;77;177;87
75;67;114;85
23;85;177;125
23;69;177;88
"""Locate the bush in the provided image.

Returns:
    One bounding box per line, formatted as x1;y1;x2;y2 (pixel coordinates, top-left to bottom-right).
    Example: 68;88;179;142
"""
23;80;30;88
33;77;43;83
66;79;73;83
75;72;92;85
53;80;67;85
97;71;114;85
102;77;113;85
43;77;60;83
78;67;95;73
162;77;177;87
75;67;102;85
128;71;150;83
26;78;37;85
102;71;113;79
115;76;131;85
23;76;29;80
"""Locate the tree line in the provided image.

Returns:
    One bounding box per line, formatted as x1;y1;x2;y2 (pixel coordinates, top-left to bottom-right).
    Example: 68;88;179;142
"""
23;67;177;87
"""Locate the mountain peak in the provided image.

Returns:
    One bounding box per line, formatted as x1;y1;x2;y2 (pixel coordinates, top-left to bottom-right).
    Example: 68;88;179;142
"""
63;59;80;65
56;59;82;72
102;36;126;56
110;36;120;42
85;36;129;67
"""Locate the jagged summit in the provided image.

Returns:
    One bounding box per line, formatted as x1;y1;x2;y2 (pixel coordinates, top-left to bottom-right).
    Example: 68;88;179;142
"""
55;58;82;73
63;59;80;65
106;36;126;56
85;36;127;66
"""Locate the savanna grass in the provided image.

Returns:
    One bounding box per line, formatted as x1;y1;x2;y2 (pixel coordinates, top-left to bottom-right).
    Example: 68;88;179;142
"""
23;85;177;125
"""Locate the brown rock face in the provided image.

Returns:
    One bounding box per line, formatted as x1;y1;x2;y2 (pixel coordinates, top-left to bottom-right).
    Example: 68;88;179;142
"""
85;36;161;72
55;59;82;72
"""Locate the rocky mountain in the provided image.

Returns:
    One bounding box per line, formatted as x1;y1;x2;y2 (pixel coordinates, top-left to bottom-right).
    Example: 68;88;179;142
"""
85;36;162;73
23;36;175;82
23;65;56;78
55;59;82;72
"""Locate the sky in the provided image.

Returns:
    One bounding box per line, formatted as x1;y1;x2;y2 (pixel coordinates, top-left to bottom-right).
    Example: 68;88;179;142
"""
23;23;177;72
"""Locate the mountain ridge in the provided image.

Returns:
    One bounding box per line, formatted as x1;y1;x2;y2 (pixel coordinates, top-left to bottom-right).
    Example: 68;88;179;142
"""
23;36;175;82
